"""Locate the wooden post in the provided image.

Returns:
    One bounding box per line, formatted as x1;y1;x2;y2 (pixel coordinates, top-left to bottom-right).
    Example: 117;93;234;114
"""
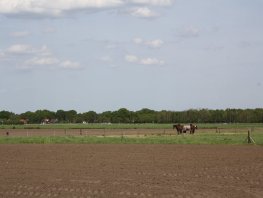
247;130;251;144
247;130;255;144
121;131;124;141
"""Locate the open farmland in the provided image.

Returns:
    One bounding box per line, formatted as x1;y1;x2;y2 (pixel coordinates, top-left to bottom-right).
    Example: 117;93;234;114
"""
1;123;263;136
1;125;263;145
0;125;263;197
0;144;263;198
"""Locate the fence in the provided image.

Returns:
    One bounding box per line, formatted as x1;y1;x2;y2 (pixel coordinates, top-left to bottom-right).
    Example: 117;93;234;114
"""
1;127;262;138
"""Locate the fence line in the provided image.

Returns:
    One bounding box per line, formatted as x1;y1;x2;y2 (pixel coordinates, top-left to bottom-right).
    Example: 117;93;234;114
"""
0;128;262;138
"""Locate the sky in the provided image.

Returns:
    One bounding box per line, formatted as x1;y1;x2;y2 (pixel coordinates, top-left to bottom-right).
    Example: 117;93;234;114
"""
0;0;263;114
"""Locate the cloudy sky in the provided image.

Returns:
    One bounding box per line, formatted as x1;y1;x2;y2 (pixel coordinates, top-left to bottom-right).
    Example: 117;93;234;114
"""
0;0;263;113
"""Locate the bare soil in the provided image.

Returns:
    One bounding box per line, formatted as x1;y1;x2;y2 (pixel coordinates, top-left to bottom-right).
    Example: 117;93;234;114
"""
0;144;262;198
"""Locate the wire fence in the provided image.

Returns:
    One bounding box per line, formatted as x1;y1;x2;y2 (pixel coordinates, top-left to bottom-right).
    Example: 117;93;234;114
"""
1;127;262;137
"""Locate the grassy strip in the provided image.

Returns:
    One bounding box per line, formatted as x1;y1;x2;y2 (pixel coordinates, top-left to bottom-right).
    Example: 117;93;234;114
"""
2;123;263;130
1;133;263;145
1;123;170;130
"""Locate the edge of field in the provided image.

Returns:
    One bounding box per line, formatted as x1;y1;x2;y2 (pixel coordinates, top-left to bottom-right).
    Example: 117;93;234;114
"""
1;133;263;145
1;123;263;145
2;123;263;130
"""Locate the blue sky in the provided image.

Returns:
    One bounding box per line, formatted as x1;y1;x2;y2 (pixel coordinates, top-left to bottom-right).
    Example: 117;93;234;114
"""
0;0;262;113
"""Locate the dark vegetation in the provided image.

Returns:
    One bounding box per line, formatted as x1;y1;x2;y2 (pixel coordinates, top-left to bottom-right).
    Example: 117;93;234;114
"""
1;108;263;125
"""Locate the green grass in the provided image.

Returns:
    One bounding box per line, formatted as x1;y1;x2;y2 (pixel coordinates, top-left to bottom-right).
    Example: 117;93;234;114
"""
1;133;263;145
1;122;263;145
2;123;263;130
1;123;171;130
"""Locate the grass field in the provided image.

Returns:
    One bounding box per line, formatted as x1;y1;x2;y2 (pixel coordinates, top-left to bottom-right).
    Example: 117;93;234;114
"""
0;132;262;145
1;123;262;145
1;123;263;129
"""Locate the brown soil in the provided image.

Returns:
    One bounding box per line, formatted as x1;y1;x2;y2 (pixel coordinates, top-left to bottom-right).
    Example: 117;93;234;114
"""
0;144;262;198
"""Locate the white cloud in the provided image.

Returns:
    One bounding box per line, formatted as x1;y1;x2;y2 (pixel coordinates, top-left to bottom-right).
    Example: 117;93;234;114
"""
6;44;35;54
0;51;5;58
129;7;158;18
38;45;52;56
133;38;164;48
129;0;173;6
0;0;174;19
140;57;164;65
177;26;200;38
60;60;81;69
133;37;143;44
125;54;164;65
5;44;51;56
20;57;81;71
145;39;164;48
0;0;123;17
25;56;59;66
2;43;81;71
125;54;139;63
10;31;30;38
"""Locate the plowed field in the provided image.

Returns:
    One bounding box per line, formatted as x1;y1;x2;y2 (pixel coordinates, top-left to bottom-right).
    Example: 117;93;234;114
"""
0;144;262;198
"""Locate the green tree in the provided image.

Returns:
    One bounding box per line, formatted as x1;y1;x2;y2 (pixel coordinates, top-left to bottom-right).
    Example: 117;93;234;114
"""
98;111;112;123
56;110;67;123
64;110;77;123
0;110;14;122
135;108;156;123
82;111;98;123
110;108;131;123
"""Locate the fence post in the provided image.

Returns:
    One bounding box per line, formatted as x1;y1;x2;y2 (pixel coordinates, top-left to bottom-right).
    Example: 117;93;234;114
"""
121;131;124;141
247;130;251;144
247;129;255;144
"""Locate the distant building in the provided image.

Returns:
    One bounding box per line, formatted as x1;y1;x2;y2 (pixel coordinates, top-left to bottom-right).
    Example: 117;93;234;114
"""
41;118;50;124
41;118;58;124
20;119;28;125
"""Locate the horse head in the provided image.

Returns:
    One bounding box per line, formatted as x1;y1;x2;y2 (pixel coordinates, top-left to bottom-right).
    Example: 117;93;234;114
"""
190;124;197;134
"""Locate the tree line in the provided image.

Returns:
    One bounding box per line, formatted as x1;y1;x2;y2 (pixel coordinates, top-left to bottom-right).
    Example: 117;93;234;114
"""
0;108;263;125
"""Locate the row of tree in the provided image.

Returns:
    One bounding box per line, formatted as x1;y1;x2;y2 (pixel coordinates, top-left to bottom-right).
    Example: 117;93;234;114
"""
0;108;263;125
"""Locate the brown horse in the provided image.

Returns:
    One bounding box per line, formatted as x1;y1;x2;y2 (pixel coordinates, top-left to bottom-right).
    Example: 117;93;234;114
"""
173;124;197;134
190;124;197;134
173;124;183;134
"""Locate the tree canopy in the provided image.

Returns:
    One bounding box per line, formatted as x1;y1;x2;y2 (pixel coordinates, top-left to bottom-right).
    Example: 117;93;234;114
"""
0;108;263;125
